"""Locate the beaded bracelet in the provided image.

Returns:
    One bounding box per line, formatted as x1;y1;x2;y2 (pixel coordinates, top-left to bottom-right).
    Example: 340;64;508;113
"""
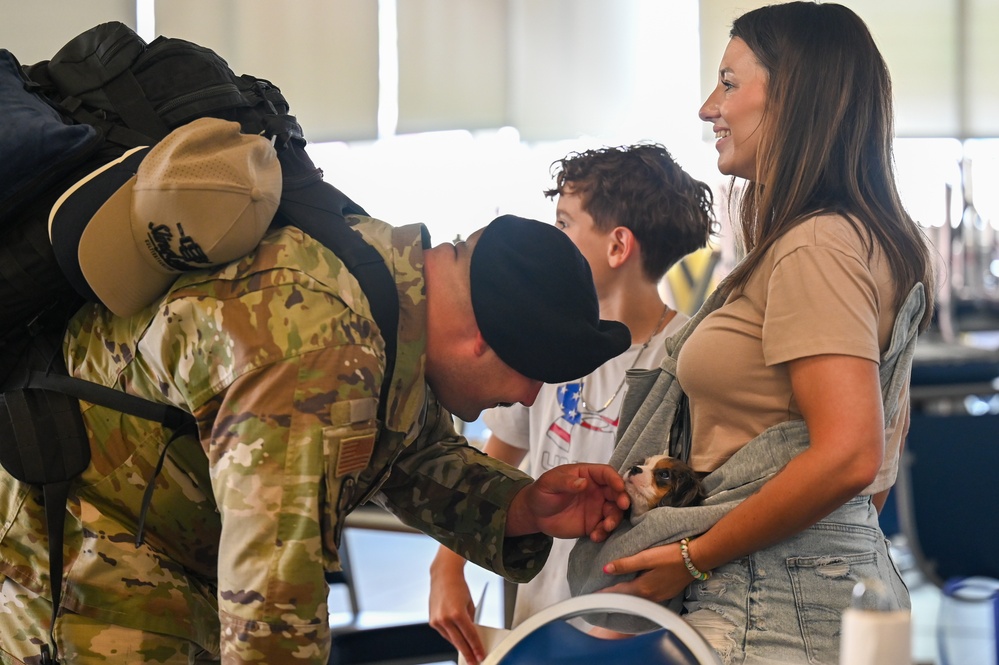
680;537;711;581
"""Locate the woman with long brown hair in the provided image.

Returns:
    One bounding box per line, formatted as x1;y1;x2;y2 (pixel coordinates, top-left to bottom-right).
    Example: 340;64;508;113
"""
599;3;934;662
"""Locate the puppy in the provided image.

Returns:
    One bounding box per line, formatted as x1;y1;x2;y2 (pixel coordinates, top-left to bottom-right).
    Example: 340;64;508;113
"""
624;454;705;517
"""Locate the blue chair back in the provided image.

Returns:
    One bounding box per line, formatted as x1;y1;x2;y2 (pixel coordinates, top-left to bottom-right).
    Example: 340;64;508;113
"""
481;593;721;665
496;622;699;665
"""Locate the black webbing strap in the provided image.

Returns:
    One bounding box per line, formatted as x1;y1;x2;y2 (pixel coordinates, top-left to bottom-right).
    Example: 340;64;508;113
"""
42;481;70;664
0;370;194;664
134;419;197;547
1;371;91;665
26;371;194;432
101;69;171;142
3;390;49;482
279;181;400;422
61;98;154;150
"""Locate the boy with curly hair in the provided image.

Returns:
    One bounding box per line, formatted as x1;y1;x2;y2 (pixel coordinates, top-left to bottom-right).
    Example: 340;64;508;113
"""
429;143;716;664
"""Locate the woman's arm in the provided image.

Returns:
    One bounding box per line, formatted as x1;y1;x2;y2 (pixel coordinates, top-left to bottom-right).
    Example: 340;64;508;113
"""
603;353;884;601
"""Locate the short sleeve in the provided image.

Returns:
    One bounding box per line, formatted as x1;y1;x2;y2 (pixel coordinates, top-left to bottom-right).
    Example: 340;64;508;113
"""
763;244;880;366
483;403;531;450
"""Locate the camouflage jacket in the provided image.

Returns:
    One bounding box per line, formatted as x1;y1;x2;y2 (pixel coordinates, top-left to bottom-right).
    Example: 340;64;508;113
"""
0;218;550;663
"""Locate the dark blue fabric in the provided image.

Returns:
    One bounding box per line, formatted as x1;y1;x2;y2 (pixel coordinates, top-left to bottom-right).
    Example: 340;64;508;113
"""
497;624;699;665
0;49;97;207
902;413;999;582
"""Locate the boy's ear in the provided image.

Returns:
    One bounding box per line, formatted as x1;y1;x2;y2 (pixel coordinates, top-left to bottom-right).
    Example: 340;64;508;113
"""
607;226;636;269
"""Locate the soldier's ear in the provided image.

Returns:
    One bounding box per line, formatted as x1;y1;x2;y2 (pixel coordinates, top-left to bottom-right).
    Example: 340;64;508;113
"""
472;330;490;358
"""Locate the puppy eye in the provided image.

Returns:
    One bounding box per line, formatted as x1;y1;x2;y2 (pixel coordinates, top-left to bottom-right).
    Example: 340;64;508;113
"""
655;469;672;483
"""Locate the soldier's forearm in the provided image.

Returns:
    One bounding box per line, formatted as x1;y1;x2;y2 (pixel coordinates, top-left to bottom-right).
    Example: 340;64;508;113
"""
504;483;541;537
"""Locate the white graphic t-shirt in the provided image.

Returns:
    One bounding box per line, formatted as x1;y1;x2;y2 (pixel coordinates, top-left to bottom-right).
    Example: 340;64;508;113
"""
483;312;687;625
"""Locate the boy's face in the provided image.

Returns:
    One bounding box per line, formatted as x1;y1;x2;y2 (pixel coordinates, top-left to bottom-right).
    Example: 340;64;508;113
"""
554;187;613;294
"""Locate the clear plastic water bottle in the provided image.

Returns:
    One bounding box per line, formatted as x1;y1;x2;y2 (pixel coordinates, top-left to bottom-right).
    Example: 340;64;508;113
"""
839;578;911;665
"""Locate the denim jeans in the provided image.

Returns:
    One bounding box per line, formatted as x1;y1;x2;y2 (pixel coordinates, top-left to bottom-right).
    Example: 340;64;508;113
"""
683;496;909;665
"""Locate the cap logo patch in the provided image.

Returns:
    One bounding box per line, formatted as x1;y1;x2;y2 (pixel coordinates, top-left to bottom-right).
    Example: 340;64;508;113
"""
145;221;211;271
48;118;282;317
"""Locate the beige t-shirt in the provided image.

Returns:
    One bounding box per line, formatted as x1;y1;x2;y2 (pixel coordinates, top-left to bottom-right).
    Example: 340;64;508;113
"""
677;213;907;494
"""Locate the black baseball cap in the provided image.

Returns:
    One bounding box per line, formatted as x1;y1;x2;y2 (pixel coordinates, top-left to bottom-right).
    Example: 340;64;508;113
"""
469;215;631;383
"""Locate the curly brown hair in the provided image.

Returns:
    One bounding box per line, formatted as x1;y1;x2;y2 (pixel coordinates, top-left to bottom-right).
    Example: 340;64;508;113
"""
545;143;716;281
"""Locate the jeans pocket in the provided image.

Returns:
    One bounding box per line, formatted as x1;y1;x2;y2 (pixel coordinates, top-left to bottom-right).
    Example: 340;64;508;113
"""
787;550;880;665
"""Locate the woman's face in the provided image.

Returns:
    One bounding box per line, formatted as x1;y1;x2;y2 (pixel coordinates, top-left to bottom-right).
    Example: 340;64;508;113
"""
698;37;768;181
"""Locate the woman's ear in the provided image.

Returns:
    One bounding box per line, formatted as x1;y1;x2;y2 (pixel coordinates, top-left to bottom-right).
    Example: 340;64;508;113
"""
607;226;636;269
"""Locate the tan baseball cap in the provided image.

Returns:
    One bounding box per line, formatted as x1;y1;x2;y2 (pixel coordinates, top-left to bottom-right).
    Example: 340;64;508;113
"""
49;117;282;317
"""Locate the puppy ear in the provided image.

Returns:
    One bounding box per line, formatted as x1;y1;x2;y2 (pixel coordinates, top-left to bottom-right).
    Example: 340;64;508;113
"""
659;469;706;508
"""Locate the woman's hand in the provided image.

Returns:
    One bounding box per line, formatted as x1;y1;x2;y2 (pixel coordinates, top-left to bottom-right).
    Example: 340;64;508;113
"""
600;541;693;603
599;354;885;609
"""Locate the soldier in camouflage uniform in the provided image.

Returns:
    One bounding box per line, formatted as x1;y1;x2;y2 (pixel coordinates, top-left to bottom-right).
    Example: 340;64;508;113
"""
0;129;633;663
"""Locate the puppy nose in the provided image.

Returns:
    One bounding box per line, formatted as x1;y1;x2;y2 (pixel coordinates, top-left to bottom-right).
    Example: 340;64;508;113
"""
627;466;641;477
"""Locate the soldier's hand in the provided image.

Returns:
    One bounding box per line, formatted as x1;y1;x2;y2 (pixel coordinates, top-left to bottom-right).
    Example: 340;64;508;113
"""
505;463;629;541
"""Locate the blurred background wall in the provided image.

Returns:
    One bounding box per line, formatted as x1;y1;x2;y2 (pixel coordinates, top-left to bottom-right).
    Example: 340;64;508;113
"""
4;5;997;654
3;0;998;327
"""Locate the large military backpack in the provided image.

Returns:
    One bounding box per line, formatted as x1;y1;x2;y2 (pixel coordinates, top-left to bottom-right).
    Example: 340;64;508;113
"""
0;22;398;664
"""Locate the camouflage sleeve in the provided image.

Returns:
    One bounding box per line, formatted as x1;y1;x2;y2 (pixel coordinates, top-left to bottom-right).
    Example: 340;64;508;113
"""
210;340;382;664
373;394;552;584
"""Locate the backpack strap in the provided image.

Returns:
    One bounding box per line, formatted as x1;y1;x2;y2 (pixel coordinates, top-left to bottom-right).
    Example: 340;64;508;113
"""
60;98;158;150
24;368;198;549
1;338;194;665
24;371;192;431
0;354;92;665
100;68;171;141
40;481;69;665
277;178;400;423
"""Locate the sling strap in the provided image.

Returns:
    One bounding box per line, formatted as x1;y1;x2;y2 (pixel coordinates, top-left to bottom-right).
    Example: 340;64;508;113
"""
278;179;400;422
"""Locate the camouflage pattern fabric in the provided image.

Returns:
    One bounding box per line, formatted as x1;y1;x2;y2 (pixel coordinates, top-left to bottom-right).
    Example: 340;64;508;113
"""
0;574;215;664
0;218;550;664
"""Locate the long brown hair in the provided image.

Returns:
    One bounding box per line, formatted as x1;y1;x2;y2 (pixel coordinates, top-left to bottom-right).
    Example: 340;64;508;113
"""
721;2;934;329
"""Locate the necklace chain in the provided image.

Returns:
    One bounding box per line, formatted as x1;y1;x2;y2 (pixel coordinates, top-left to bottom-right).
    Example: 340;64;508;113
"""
578;304;671;414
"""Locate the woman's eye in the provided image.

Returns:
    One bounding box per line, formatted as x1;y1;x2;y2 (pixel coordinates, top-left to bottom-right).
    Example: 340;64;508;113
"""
554;220;567;230
722;79;735;91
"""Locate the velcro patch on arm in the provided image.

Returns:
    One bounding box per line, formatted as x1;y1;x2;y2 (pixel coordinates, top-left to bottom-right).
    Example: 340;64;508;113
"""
327;397;378;477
